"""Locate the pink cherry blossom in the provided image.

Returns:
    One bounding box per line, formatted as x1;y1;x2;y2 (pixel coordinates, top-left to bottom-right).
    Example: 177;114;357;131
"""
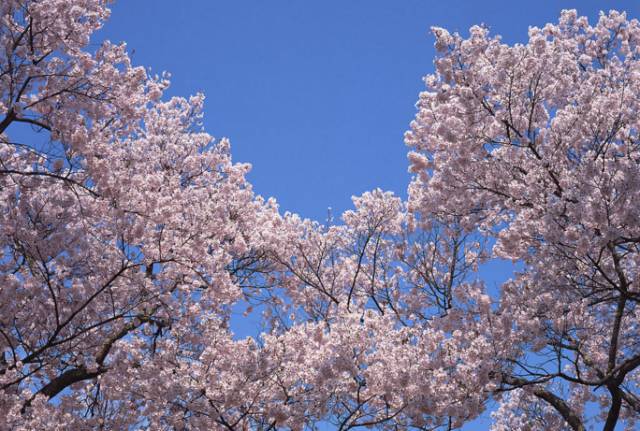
2;3;640;430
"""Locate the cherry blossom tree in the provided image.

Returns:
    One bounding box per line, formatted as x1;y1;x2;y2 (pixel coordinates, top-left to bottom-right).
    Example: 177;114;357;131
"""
405;9;640;431
0;1;282;428
249;8;640;430
2;2;640;431
244;9;640;430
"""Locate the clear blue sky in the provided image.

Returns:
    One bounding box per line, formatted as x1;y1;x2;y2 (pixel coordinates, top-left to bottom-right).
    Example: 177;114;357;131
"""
96;0;640;222
97;2;640;429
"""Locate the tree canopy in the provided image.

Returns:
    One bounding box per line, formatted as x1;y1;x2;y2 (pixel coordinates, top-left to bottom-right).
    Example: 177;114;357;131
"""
1;2;639;430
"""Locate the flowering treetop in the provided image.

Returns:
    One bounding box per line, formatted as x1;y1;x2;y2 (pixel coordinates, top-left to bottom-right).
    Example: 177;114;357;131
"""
406;9;640;431
1;2;639;430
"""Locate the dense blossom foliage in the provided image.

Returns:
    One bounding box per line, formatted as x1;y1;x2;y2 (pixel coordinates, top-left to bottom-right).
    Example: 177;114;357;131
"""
1;2;639;430
406;9;640;431
0;1;279;428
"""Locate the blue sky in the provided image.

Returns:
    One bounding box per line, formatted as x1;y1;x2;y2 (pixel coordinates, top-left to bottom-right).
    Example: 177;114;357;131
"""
96;2;640;429
96;0;639;222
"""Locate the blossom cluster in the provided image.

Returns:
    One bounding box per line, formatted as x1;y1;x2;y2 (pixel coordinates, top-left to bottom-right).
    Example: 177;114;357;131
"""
1;2;639;430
